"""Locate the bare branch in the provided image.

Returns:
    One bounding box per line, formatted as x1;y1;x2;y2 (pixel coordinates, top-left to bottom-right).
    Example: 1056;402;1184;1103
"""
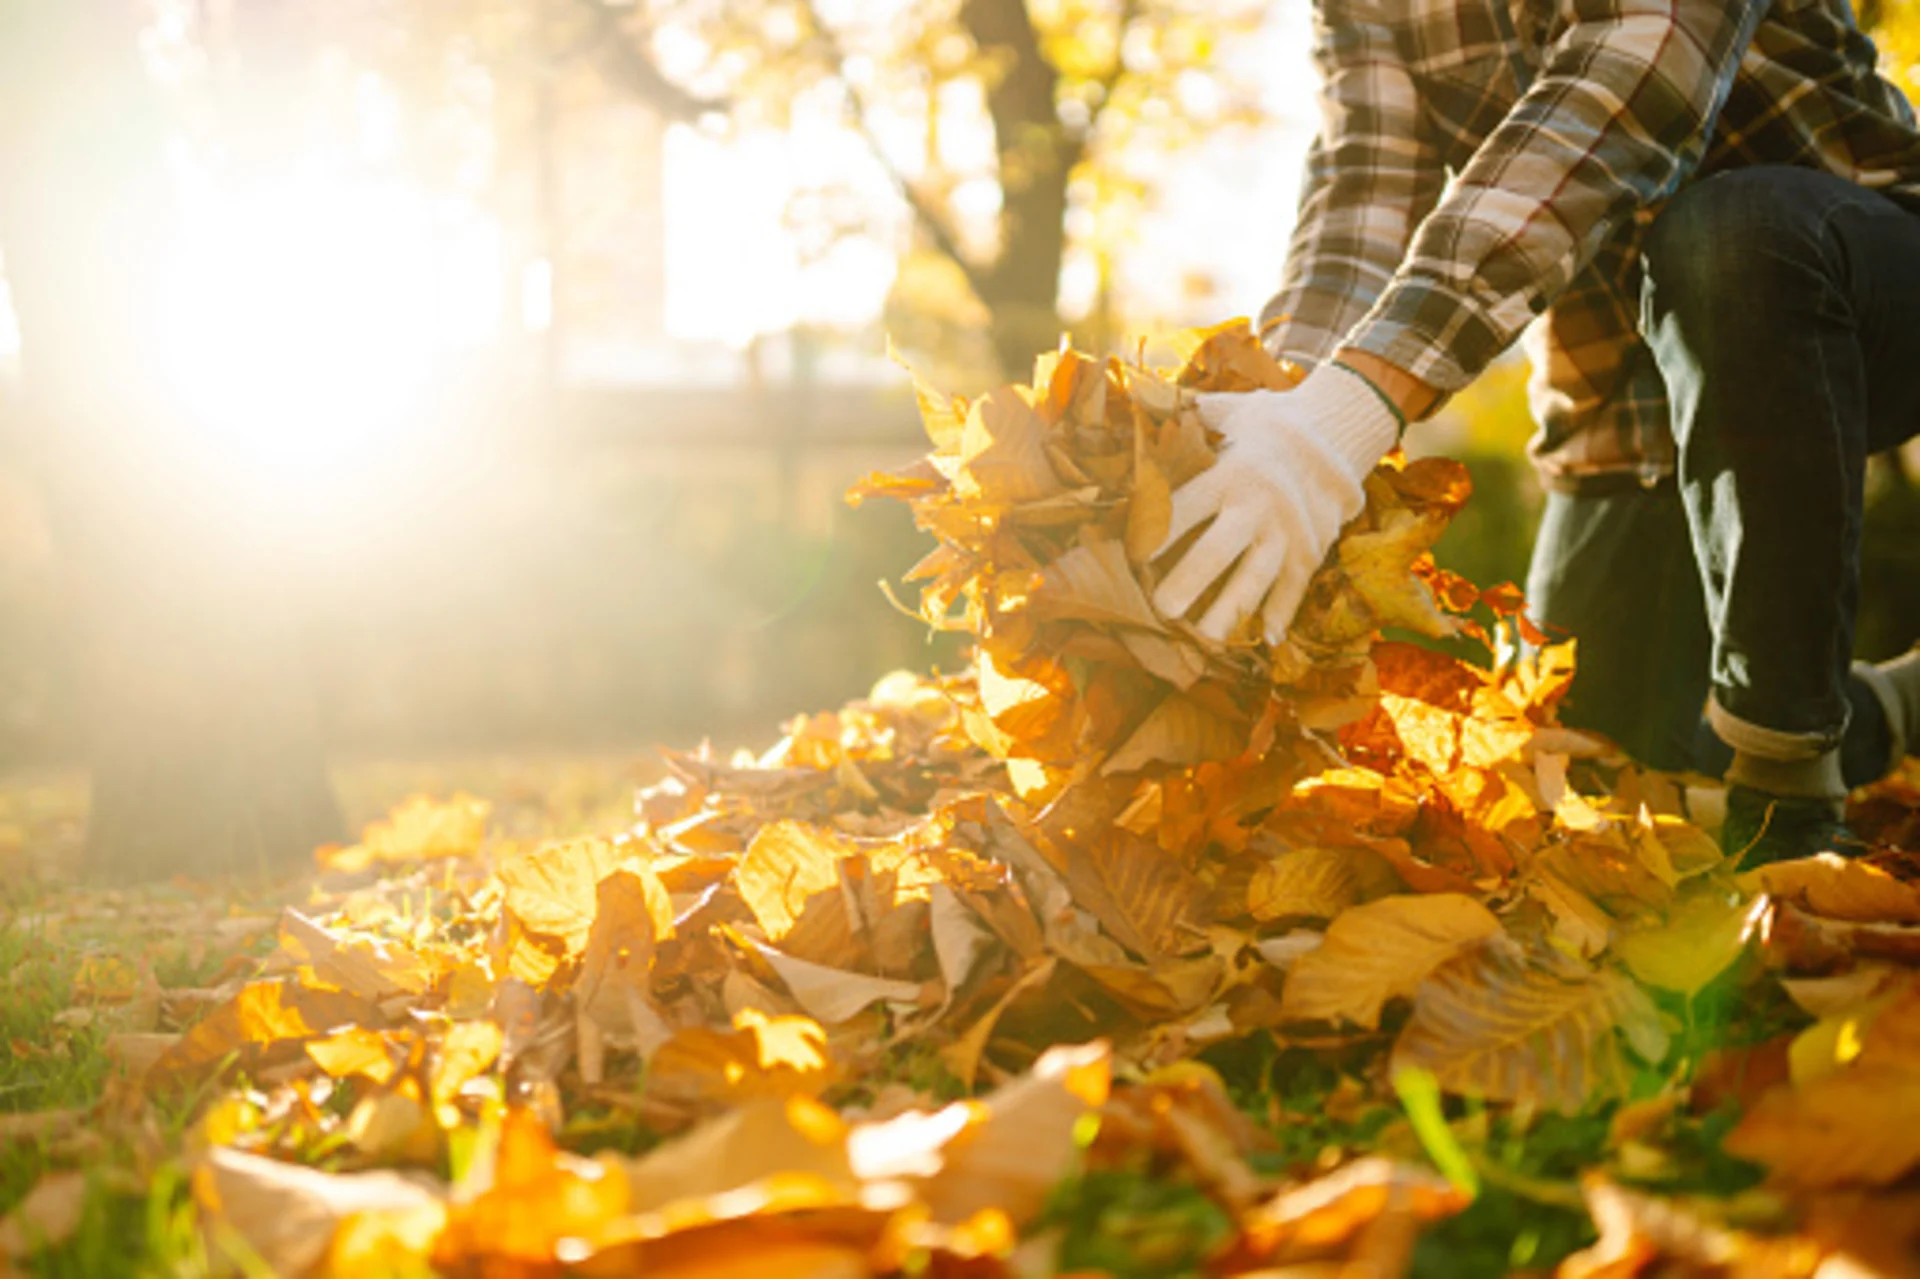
794;0;998;303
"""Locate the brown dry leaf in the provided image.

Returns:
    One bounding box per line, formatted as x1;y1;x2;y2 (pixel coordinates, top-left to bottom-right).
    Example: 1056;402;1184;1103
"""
917;1040;1111;1227
943;958;1058;1090
1279;894;1502;1029
1031;534;1165;632
624;1095;856;1216
1725;1061;1920;1187
1104;694;1246;775
929;883;995;995
1558;1176;1807;1279
1220;1158;1469;1271
1393;942;1667;1114
1061;828;1206;963
278;909;433;1000
1741;854;1920;924
1125;451;1173;566
0;1171;86;1262
321;793;489;874
750;941;924;1025
1248;845;1401;923
196;1147;442;1278
955;387;1065;505
576;864;675;1026
737;822;856;942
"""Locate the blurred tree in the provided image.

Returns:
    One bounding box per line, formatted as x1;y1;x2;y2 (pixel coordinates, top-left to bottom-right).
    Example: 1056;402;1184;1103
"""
609;0;1263;382
0;0;343;878
1865;0;1920;84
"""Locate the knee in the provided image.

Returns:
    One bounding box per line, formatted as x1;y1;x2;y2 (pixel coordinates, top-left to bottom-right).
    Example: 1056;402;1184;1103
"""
1638;168;1836;336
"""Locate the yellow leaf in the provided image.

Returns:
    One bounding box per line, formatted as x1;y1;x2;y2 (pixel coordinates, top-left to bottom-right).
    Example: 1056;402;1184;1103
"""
279;910;433;1000
430;1020;504;1122
1393;944;1667;1114
306;1027;399;1085
1336;508;1456;639
1615;889;1765;996
643;1010;837;1127
736;822;855;942
433;1109;628;1266
888;335;967;454
495;837;629;956
1280;894;1502;1029
322;793;489;873
153;979;379;1084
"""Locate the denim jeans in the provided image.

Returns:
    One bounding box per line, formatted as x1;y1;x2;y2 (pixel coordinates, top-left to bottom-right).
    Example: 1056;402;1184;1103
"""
1526;166;1920;772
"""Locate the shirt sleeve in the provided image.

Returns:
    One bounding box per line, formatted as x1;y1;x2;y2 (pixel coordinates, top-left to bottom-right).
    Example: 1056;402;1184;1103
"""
1341;0;1772;393
1259;0;1446;369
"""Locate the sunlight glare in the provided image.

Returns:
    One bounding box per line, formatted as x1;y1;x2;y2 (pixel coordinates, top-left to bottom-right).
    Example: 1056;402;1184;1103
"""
160;164;444;516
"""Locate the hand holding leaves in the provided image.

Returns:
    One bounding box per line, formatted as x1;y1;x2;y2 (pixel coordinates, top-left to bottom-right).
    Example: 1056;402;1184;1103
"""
1153;364;1400;643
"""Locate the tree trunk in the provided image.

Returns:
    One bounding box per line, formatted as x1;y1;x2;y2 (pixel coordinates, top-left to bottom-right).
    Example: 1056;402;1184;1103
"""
960;0;1077;378
0;2;342;880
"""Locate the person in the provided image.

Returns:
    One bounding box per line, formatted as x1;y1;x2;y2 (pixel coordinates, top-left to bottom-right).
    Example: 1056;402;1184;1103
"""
1155;0;1920;862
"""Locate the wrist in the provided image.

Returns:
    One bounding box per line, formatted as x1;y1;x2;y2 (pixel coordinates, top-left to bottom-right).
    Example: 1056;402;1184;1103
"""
1281;363;1400;480
1330;348;1438;422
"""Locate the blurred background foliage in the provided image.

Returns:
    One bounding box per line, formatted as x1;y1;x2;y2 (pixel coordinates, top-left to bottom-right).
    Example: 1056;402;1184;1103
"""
0;0;1913;798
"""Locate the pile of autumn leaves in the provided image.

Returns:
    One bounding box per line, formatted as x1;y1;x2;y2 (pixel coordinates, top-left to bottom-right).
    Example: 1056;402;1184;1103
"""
15;322;1920;1277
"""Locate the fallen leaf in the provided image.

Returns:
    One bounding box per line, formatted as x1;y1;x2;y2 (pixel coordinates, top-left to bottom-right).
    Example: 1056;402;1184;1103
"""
1393;943;1666;1113
1279;894;1502;1029
196;1147;442;1277
0;1171;86;1261
1725;1062;1920;1187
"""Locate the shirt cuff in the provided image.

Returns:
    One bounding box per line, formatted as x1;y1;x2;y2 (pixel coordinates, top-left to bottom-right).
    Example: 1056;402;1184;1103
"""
1340;275;1514;395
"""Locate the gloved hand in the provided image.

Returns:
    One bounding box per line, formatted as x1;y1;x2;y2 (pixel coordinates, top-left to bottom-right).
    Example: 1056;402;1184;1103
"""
1152;362;1400;644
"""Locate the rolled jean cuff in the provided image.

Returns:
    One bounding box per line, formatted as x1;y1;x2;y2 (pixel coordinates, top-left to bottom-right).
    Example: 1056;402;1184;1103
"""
1708;693;1846;760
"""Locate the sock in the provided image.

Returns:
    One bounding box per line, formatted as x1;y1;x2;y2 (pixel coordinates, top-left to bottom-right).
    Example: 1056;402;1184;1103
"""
1726;745;1847;803
1855;649;1920;766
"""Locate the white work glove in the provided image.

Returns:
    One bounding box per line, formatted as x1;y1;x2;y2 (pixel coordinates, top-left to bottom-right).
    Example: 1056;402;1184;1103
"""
1152;362;1400;644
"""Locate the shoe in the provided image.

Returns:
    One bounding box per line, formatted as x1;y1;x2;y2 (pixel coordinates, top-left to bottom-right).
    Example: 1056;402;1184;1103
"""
1722;784;1855;869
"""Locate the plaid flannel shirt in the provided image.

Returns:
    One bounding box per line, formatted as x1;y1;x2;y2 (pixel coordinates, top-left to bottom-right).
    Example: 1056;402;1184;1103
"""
1261;0;1920;489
